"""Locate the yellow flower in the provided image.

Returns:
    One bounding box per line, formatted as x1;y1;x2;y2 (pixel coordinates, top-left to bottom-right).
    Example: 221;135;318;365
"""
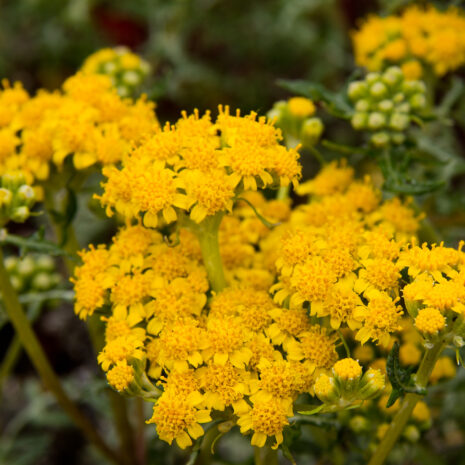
333;358;362;380
414;307;445;335
287;97;316;118
106;361;135;391
98;335;145;372
146;391;211;449
354;291;403;346
237;397;293;449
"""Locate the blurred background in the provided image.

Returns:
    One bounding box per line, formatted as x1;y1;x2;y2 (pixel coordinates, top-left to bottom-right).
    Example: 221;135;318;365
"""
1;1;465;464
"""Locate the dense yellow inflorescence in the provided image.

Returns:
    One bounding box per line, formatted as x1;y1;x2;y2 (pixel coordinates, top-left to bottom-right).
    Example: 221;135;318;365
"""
73;132;465;450
352;5;465;77
0;73;157;186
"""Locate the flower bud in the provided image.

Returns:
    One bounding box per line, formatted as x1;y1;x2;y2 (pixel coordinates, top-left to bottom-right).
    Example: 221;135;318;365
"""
122;70;141;86
391;133;406;145
355;99;370;112
366;72;380;84
382;66;403;86
403;425;420;443
370;132;390;147
314;373;339;404
358;368;385;400
370;82;388;98
378;99;394;112
410;93;426;110
17;256;35;277
389;113;410;131
368;112;386;129
351;112;368;130
301;117;324;146
349;415;369;433
10;206;30;223
17;184;36;206
32;272;55;291
0;188;12;208
348;81;368;101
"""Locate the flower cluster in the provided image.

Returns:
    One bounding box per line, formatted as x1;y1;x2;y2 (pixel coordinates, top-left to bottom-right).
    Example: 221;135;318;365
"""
352;5;465;77
267;97;324;148
0;72;157;184
4;253;60;293
97;107;301;227
0;172;36;226
81;47;151;97
73;150;464;451
348;66;426;147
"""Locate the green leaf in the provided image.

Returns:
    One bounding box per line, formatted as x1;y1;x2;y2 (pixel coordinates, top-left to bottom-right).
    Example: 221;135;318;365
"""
386;342;426;407
0;231;72;259
278;79;353;119
383;177;446;196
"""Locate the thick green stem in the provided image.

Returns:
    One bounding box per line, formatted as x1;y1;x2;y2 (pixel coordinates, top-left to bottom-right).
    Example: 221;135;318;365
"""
254;446;278;465
0;246;121;465
368;340;446;465
187;213;226;293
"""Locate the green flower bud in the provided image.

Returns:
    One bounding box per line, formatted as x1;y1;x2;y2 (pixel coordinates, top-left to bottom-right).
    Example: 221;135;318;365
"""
0;188;13;207
391;133;406;145
36;255;55;272
358;368;385;400
103;61;117;74
122;70;141;86
378;99;394;112
4;256;18;272
32;272;54;291
2;173;26;190
348;81;368;101
397;102;411;113
410;93;426;110
366;72;380;84
349;415;370;433
370;82;388;98
10;275;23;291
390;113;410;131
17;256;35;277
10;206;30;223
403;425;420;443
382;66;403;86
301;117;324;146
17;185;35;206
351;112;368;130
355;99;370;112
393;92;405;104
368;112;386;129
371;132;390;147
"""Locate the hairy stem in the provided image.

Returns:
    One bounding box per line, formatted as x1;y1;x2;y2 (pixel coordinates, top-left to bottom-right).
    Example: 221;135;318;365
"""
0;246;121;464
368;340;446;465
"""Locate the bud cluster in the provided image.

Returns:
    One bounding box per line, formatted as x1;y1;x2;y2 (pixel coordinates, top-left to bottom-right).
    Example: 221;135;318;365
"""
81;46;151;97
268;97;324;148
348;66;426;147
4;254;60;293
314;358;385;407
0;173;36;226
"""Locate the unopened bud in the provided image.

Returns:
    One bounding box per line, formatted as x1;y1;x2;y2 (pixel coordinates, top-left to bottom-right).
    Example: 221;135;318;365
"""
368;112;386;129
378;100;394;112
370;82;388;98
10;206;30;223
301;117;324;146
389;113;410;131
17;185;35;205
349;415;369;433
371;132;390;147
403;425;420;442
355;99;370;112
348;81;368;101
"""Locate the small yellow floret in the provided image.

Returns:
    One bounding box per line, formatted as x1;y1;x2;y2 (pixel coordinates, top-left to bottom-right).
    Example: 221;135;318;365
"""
287;97;316;118
415;307;445;335
333;358;362;380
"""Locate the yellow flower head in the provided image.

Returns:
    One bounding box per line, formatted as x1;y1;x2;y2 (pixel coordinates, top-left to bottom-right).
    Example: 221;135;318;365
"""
414;307;446;335
333;358;362;380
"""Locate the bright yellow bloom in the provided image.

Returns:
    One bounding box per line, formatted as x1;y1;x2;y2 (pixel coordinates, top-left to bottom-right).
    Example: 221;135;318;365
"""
106;361;135;391
415;307;446;335
333;358;362;380
287;97;316;118
146;391;211;449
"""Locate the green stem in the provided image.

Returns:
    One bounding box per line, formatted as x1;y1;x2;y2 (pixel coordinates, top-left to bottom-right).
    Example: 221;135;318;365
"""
135;398;147;465
0;246;121;465
276;186;290;201
254;446;278;465
0;302;42;393
368;340;446;465
186;212;226;293
108;391;136;465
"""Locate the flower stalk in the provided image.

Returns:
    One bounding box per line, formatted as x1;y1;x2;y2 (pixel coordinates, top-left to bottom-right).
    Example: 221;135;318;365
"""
186;212;227;293
368;339;446;465
0;246;121;465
